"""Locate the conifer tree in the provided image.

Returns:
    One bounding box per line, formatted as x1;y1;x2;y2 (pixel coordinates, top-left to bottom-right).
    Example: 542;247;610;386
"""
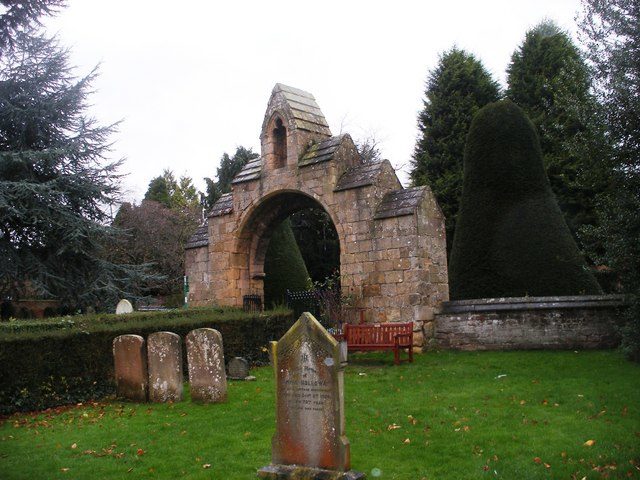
411;47;500;254
578;0;640;360
203;146;258;209
263;219;310;308
507;20;603;238
0;28;148;308
449;100;601;300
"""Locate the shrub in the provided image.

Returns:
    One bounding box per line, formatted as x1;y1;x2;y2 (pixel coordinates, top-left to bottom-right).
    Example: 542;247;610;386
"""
449;100;601;299
264;219;310;308
0;307;294;414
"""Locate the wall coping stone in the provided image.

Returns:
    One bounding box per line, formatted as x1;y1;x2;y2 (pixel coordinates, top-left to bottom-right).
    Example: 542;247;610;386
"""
440;294;626;314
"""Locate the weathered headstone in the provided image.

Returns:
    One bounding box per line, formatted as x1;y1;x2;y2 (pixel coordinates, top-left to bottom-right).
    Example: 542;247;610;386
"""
115;299;134;315
147;331;183;403
228;357;250;380
185;328;227;403
113;334;148;402
258;312;364;480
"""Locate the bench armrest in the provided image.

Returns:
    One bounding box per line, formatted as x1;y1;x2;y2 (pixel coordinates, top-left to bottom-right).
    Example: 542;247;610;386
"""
394;333;412;346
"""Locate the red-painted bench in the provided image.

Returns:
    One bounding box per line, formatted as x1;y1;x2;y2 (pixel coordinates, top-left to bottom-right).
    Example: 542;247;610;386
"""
339;322;414;365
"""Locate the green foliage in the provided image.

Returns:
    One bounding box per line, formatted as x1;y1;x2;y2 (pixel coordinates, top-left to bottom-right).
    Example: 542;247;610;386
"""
449;100;601;300
263;219;310;308
144;169;200;213
0;27;150;309
578;0;640;360
204;146;258;209
1;351;638;479
0;0;64;50
0;307;294;414
411;47;501;254
507;20;605;240
289;208;340;283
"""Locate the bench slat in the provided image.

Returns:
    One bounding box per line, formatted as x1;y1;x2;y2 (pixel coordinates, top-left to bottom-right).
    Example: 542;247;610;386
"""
342;322;414;365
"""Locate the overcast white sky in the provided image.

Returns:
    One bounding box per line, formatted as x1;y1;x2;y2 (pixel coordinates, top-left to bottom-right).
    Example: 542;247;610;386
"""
44;0;584;204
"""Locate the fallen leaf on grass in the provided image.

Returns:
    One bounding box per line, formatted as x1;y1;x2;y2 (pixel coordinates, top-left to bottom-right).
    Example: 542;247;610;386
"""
403;438;411;444
136;448;145;456
203;464;211;469
584;440;596;447
60;468;69;473
387;423;401;430
70;443;77;449
407;415;417;425
534;457;542;464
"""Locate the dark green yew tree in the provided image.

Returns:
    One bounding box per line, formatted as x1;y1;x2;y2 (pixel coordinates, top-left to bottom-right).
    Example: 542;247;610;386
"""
263;219;310;308
203;146;258;210
507;20;604;239
411;47;500;254
448;100;601;300
578;0;640;360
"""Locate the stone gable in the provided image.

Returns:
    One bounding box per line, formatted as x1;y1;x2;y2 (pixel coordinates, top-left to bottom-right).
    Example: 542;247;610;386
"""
185;84;448;347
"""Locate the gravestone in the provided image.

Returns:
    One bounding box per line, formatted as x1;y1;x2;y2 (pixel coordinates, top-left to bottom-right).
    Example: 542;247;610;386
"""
147;331;183;403
113;334;148;402
228;357;250;380
258;312;365;480
115;299;134;314
185;328;227;403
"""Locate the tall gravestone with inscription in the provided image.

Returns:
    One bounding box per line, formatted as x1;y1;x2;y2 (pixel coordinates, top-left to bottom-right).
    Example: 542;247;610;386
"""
258;312;365;480
186;328;227;403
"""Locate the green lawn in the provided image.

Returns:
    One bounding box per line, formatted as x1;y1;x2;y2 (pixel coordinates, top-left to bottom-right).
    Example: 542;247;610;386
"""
1;350;638;479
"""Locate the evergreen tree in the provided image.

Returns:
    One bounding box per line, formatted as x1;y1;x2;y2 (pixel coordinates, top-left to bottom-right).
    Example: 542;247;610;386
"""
0;0;64;50
289;207;340;283
578;0;640;360
144;169;200;213
449;100;601;300
507;20;603;238
411;47;500;254
263;219;310;308
203;146;258;209
0;28;148;308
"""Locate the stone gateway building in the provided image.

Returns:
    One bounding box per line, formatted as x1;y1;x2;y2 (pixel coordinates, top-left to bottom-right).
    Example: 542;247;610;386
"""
185;84;449;348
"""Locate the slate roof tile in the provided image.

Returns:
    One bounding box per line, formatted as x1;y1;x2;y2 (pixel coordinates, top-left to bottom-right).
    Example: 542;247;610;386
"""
374;186;428;219
208;192;233;217
185;224;209;250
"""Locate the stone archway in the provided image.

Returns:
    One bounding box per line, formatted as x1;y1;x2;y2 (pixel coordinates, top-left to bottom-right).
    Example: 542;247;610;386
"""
185;84;449;348
234;189;342;298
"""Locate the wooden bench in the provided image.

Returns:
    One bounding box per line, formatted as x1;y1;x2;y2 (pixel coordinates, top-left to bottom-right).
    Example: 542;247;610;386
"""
339;322;414;365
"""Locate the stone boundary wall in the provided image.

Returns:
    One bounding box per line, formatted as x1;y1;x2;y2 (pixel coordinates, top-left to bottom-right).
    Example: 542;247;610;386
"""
435;295;626;350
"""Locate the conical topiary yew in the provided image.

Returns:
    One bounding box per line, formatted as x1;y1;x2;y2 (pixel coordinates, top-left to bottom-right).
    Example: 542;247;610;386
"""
449;100;601;299
264;218;310;308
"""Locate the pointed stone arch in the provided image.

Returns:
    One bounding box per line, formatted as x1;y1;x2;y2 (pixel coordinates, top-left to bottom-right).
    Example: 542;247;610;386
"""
185;84;449;348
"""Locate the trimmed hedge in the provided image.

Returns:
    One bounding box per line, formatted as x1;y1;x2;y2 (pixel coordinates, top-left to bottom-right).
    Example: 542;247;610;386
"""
449;100;602;299
0;307;294;415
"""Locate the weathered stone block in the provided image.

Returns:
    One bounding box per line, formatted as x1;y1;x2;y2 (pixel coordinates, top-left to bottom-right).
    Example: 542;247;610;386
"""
186;328;227;403
113;335;148;402
148;332;183;403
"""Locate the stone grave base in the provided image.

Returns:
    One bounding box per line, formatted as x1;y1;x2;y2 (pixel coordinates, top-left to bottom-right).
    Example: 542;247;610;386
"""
258;464;365;480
